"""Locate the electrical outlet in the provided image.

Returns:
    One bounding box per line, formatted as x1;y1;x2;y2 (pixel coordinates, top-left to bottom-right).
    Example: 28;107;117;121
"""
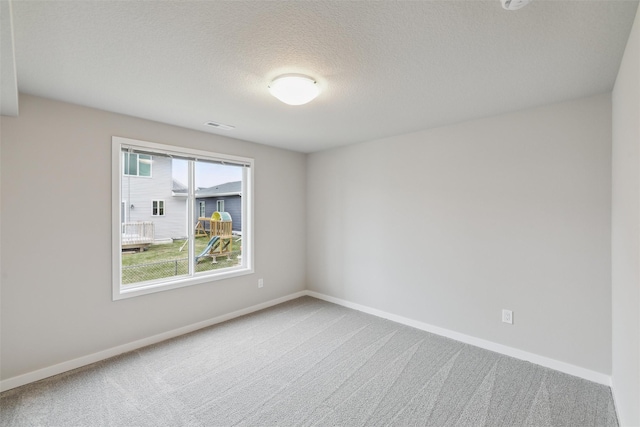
258;278;264;288
502;309;513;324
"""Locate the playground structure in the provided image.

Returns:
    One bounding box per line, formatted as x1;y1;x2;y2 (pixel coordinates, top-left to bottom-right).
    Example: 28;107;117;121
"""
195;211;234;263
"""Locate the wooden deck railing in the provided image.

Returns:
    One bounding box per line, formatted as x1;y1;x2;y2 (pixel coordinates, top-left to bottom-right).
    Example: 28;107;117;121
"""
122;221;154;247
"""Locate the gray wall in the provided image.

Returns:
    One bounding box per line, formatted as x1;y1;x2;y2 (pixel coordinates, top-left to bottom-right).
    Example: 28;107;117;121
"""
611;5;640;426
0;94;307;380
307;94;612;375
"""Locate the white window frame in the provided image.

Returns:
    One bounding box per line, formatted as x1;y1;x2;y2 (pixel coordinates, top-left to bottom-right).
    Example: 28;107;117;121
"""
199;201;206;218
152;199;165;216
216;200;224;212
123;152;152;177
112;136;254;301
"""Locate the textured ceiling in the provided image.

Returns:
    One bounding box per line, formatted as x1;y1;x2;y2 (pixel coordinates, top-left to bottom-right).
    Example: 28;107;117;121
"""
5;0;639;153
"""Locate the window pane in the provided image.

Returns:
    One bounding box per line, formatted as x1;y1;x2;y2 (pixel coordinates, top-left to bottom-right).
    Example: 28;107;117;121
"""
194;160;243;274
123;153;129;175
139;155;151;177
126;153;138;176
122;153;138;176
121;151;188;286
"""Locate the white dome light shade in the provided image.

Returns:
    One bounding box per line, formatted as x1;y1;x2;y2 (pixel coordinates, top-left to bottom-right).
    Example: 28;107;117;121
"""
501;0;532;10
269;74;320;106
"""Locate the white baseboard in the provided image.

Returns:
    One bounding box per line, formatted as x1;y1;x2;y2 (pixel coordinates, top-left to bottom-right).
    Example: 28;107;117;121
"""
0;291;307;392
610;381;621;425
305;291;612;386
1;289;611;393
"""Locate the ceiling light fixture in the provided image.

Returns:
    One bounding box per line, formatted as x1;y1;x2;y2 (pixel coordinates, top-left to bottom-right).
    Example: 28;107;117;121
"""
268;74;320;106
501;0;532;10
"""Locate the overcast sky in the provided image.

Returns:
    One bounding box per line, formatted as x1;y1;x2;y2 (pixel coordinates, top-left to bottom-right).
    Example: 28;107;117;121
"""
172;159;242;188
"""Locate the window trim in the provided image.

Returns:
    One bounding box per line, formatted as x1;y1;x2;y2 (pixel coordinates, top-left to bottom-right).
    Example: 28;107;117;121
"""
199;201;206;218
216;199;224;213
112;136;254;301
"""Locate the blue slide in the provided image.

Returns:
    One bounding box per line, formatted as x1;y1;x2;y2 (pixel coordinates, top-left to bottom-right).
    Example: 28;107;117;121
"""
195;236;220;262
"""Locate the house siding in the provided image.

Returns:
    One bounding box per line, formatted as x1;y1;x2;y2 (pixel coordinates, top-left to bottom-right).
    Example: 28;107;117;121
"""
196;195;242;232
121;155;187;241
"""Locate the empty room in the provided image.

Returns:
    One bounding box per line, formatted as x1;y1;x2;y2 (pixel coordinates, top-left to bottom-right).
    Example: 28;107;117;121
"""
1;0;639;426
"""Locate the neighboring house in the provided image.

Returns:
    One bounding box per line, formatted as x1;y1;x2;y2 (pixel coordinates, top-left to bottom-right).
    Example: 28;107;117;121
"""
120;153;188;242
196;181;242;233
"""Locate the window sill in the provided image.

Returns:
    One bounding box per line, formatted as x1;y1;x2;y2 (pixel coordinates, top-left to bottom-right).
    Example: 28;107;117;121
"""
113;266;254;300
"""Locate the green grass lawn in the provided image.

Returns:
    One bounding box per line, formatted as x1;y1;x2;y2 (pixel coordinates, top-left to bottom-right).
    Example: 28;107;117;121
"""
121;235;242;285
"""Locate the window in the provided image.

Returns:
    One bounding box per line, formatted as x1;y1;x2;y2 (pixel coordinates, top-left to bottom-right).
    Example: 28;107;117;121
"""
123;153;152;177
152;200;165;216
112;136;253;300
216;200;224;212
121;201;127;223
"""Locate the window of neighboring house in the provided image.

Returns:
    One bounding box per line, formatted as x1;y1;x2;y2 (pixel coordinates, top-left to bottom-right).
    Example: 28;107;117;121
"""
216;200;224;212
121;201;127;224
113;136;253;300
152;200;165;216
123;153;152;177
